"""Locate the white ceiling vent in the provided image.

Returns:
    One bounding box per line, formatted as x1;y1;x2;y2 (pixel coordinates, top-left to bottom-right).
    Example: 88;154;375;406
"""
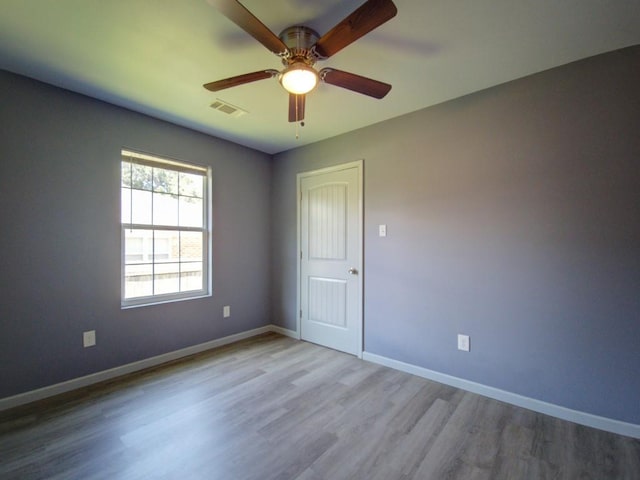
210;99;248;118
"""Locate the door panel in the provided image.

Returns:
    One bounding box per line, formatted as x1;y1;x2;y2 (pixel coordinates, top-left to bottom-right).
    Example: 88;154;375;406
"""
308;183;347;260
308;277;347;327
299;163;362;355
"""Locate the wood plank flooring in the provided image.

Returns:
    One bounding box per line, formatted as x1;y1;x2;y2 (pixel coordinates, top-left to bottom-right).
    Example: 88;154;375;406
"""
1;333;638;479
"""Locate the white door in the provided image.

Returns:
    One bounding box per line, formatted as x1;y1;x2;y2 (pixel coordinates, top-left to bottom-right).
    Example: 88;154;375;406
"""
298;161;362;356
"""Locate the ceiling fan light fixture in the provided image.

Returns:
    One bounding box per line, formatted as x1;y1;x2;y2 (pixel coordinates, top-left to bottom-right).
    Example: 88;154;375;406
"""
280;63;318;95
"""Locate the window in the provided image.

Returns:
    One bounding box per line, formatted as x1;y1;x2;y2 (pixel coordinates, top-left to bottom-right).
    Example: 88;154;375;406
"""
121;150;210;307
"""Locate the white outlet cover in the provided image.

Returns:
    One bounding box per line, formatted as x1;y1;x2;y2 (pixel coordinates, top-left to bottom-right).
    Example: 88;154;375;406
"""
83;330;96;348
457;334;470;352
378;224;387;237
223;306;231;318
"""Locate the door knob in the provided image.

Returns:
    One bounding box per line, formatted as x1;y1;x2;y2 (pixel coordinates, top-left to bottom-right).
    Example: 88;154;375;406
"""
348;267;359;275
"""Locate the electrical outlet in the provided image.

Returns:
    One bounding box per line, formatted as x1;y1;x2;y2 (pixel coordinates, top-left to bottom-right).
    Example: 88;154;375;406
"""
378;224;387;237
83;330;96;348
223;305;231;318
457;334;470;352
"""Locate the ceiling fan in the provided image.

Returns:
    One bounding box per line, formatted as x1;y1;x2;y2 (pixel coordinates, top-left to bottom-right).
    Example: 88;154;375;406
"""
204;0;397;123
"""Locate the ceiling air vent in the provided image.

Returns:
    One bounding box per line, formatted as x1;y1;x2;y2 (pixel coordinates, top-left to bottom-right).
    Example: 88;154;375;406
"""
210;99;248;118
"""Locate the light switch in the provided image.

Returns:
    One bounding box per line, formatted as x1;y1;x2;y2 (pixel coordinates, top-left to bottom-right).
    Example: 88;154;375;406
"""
378;224;387;237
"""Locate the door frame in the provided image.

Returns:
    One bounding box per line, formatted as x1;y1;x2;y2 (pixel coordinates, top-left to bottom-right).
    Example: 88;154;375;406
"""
296;160;364;358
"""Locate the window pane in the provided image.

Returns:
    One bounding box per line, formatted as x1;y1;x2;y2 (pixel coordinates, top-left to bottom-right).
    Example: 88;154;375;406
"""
155;263;180;295
131;164;152;190
153;168;178;194
179;172;203;198
124;229;153;264
179;196;203;227
153;237;170;262
124;264;153;298
180;232;203;261
154;230;178;262
125;237;143;263
181;262;203;292
153;192;178;226
122;162;132;188
121;188;131;223
131;189;152;224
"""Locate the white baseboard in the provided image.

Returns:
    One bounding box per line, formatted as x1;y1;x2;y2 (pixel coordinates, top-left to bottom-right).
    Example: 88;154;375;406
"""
362;351;640;439
269;325;299;339
9;330;634;440
0;325;292;412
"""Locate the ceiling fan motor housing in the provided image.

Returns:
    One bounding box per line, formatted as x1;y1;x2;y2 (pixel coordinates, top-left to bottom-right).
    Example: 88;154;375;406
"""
279;26;321;66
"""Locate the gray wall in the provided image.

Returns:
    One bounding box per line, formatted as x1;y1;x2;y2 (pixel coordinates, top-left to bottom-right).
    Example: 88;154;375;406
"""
272;46;640;424
0;71;272;398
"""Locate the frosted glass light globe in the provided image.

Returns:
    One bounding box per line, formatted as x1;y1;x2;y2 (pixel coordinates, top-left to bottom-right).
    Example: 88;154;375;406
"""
280;64;318;95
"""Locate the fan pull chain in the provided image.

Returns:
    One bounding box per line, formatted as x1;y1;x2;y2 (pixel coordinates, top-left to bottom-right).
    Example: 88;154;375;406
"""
295;98;301;139
295;121;305;139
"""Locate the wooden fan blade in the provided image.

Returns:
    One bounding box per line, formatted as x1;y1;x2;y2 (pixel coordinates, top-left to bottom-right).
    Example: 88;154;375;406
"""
203;70;276;92
320;68;391;99
289;94;306;123
314;0;397;59
207;0;288;55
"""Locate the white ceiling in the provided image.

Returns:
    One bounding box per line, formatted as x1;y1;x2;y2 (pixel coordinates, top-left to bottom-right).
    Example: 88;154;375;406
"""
1;0;638;154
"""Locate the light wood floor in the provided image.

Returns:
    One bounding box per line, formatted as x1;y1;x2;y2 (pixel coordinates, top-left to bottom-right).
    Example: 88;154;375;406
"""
1;333;638;479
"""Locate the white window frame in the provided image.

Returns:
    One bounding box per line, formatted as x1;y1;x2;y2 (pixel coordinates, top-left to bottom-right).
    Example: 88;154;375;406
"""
121;149;211;308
